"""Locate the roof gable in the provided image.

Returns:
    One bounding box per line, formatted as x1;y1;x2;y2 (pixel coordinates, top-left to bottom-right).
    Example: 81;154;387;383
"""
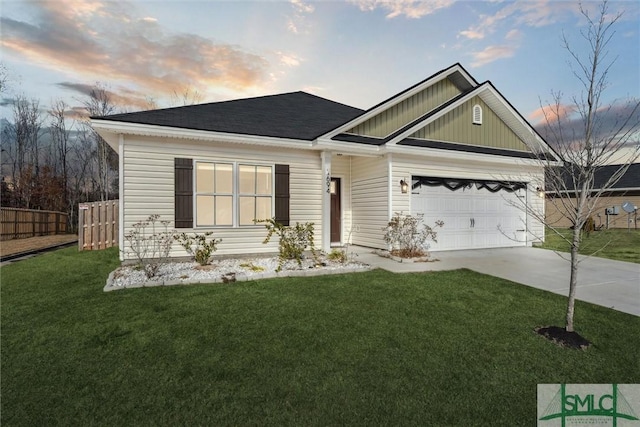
94;92;363;141
410;95;531;152
320;63;477;140
346;77;463;138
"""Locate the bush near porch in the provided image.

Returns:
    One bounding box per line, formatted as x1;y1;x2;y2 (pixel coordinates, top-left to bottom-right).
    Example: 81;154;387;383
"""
1;247;638;426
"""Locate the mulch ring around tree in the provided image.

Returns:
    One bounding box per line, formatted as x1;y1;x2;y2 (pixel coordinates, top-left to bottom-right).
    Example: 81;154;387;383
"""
535;326;592;350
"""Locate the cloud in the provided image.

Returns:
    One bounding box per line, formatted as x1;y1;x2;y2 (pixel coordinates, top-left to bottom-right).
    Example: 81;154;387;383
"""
276;52;302;68
459;29;484;40
470;44;517;67
287;0;315;34
533;99;640;152
458;0;578;40
0;0;269;106
57;81;160;112
505;29;522;41
529;103;576;125
348;0;456;19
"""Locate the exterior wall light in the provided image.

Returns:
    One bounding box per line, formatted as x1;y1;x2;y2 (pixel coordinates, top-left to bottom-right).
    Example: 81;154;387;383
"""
537;187;545;198
400;179;409;194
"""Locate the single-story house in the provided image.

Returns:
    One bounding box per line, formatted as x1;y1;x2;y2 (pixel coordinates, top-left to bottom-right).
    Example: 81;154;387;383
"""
91;63;557;261
545;163;640;229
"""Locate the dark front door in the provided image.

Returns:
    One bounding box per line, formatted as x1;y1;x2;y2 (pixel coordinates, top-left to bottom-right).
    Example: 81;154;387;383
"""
330;178;341;243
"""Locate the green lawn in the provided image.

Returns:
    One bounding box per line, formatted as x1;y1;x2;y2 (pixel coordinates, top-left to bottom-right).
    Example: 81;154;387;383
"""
539;228;640;263
2;247;639;426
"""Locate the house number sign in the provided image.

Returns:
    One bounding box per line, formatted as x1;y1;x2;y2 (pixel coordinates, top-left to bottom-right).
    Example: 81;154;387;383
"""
325;168;331;194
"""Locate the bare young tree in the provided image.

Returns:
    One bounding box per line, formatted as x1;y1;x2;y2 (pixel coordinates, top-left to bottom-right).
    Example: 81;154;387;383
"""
66;128;95;231
3;95;45;208
82;84;118;201
170;86;204;106
0;62;9;95
528;1;640;333
48;100;74;217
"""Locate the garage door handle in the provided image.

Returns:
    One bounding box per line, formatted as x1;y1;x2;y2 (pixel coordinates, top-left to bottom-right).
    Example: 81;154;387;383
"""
470;218;475;228
517;229;525;232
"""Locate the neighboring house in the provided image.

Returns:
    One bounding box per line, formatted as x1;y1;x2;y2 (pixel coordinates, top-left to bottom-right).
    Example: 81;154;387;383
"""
545;163;640;229
91;63;557;261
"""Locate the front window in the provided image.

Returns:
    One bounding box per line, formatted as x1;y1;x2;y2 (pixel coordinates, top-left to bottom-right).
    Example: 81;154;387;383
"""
195;162;272;227
239;165;272;225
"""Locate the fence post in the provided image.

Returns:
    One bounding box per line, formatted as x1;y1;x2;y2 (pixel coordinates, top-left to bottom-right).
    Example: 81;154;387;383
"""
13;210;18;239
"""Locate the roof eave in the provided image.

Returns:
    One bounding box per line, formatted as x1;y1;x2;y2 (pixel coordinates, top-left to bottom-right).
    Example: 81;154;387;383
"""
90;119;315;150
315;137;383;155
386;144;548;168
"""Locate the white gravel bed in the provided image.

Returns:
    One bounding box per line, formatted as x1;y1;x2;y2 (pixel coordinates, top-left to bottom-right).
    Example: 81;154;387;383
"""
105;255;371;291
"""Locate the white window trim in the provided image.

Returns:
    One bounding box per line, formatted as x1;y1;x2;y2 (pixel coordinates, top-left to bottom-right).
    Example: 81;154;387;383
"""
193;161;275;228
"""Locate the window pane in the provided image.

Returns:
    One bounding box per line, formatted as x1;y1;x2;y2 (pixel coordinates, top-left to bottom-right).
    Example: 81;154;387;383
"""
255;197;272;222
256;166;272;195
196;195;215;226
216;164;233;193
239;196;255;225
239;165;255;194
196;163;214;193
216;196;233;226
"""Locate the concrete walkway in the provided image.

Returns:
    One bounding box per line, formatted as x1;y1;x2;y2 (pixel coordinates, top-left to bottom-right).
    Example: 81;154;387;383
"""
351;246;640;317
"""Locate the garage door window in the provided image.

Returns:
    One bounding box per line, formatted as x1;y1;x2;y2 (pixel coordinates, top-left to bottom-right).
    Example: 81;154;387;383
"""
412;176;526;193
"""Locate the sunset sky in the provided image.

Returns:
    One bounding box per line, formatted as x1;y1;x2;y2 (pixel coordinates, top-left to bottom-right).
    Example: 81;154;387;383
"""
1;0;638;126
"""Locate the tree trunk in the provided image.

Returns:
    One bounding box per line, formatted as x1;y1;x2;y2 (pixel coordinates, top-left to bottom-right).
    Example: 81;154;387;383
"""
566;227;581;332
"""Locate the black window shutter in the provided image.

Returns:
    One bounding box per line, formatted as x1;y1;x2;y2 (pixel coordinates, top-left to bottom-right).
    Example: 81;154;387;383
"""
274;164;290;226
175;158;193;228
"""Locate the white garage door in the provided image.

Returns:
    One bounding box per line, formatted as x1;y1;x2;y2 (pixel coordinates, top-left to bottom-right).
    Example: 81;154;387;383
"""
411;179;527;251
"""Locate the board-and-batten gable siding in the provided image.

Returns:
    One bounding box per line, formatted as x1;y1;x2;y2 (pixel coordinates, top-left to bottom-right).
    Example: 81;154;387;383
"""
410;96;531;152
347;78;462;138
350;156;388;249
390;154;545;245
122;136;323;259
330;155;352;243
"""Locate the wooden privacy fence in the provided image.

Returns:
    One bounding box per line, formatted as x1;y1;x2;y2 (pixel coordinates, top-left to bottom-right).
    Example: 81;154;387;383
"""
78;200;119;251
1;207;68;241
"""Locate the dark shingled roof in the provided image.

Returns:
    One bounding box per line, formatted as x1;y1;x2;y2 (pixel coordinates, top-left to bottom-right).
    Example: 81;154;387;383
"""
549;163;640;191
594;163;640;189
94;91;364;141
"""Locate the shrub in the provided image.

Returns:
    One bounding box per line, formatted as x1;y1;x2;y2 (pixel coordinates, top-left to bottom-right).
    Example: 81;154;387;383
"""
582;216;596;235
173;232;222;266
327;248;348;263
256;218;318;272
123;214;173;278
383;212;443;258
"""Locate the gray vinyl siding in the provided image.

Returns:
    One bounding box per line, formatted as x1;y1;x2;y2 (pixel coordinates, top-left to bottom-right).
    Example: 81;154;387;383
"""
350;156;388;249
410;97;531;152
347;78;461;138
121;136;323;260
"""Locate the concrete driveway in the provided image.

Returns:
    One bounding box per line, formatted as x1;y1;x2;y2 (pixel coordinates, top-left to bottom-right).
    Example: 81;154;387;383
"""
353;246;640;316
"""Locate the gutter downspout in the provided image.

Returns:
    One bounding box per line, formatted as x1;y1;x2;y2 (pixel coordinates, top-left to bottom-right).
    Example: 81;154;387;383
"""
118;134;125;262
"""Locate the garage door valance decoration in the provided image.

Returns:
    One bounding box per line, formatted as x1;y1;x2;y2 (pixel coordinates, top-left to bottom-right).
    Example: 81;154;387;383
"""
412;176;526;193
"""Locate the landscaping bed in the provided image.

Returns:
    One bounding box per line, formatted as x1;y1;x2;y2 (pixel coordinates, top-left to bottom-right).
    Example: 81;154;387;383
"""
107;254;370;291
